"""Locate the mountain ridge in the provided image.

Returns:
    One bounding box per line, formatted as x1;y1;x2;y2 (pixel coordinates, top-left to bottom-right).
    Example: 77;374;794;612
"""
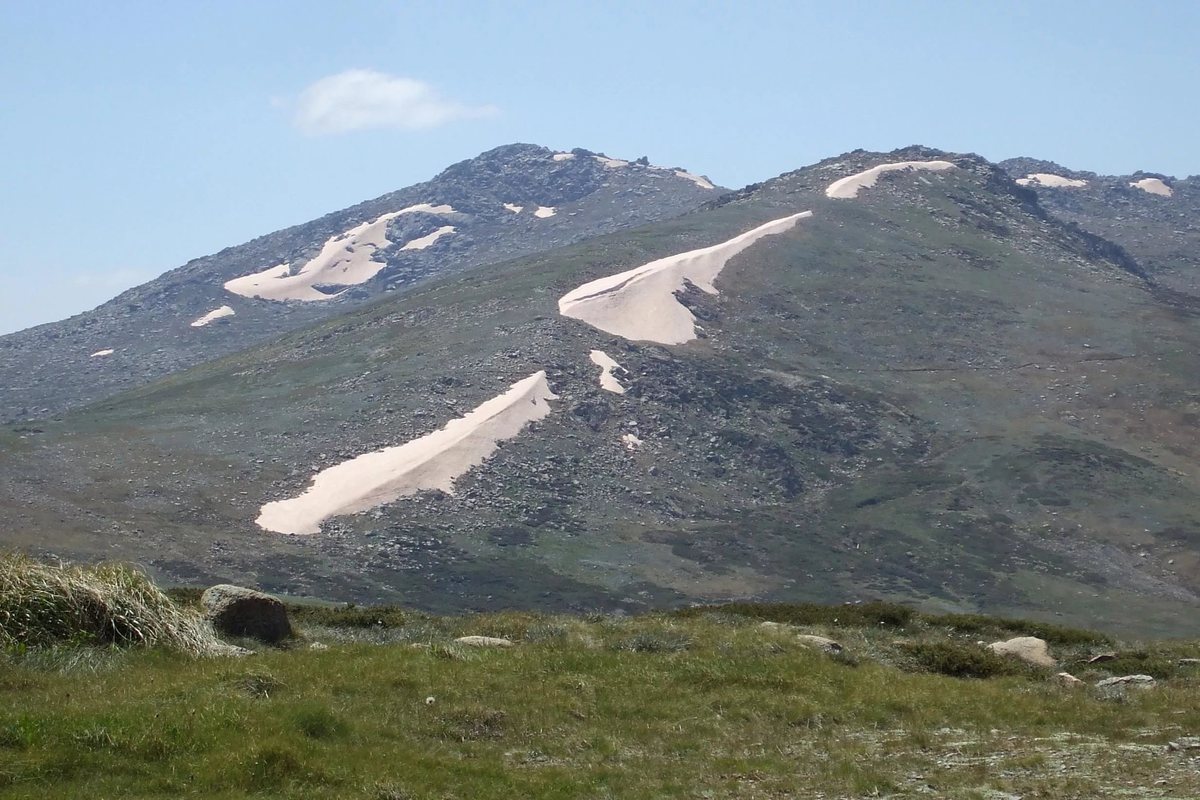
5;145;1199;636
0;143;720;422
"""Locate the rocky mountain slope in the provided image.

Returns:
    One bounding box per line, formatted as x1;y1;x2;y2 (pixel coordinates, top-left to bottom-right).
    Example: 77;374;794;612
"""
1000;157;1200;298
0;144;719;422
4;146;1199;636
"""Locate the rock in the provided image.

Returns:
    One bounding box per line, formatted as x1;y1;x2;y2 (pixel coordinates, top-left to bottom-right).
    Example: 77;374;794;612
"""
1086;652;1117;664
1054;671;1084;687
1168;737;1200;751
455;635;515;648
308;642;329;651
795;634;844;654
1096;674;1156;688
987;636;1055;668
200;584;293;644
1179;658;1200;666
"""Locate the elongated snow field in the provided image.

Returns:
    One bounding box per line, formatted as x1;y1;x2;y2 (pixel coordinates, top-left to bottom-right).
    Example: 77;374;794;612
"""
256;371;557;535
825;160;956;199
588;350;626;394
558;211;811;344
224;204;456;302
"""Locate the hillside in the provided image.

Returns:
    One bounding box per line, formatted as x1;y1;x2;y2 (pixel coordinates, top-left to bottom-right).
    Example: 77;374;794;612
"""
0;144;718;422
3;146;1199;636
999;157;1200;298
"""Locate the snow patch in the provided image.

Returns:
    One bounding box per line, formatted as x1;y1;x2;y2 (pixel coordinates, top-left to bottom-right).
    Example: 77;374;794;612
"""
1015;173;1088;189
503;203;524;214
674;169;715;190
400;225;455;251
589;349;626;394
593;155;629;168
224;205;456;302
1129;177;1173;197
621;433;643;450
256;371;558;535
90;349;114;358
552;152;575;161
534;206;556;218
825;160;957;199
190;305;235;327
558;211;811;345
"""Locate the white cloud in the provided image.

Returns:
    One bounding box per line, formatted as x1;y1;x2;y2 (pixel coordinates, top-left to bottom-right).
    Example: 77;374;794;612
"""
291;70;498;135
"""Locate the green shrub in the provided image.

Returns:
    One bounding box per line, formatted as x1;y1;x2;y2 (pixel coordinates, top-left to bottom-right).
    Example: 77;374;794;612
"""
288;604;410;630
610;631;692;653
928;612;1110;646
675;601;915;629
900;640;1031;679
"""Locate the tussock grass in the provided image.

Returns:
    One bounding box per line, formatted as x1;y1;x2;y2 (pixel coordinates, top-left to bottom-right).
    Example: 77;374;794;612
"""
0;554;231;657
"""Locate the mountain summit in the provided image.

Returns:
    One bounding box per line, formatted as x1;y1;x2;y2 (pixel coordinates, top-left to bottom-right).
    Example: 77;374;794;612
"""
0;144;719;422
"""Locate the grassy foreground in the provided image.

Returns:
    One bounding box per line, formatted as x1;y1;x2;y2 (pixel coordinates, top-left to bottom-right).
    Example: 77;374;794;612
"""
2;592;1200;799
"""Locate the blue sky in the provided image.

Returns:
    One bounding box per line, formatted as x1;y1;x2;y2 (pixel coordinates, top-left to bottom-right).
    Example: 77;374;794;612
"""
1;1;1197;334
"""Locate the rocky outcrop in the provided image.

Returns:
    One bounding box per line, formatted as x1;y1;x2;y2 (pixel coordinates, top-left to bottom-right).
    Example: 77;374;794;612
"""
201;584;293;644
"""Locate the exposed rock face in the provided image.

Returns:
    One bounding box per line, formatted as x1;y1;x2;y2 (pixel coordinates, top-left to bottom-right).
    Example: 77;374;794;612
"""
200;584;293;643
988;637;1055;668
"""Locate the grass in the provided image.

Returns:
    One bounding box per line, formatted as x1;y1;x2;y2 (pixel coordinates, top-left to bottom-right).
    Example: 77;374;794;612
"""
3;572;1200;797
0;555;231;656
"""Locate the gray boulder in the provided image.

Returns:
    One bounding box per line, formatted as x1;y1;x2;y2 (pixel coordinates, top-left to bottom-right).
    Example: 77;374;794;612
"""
1096;674;1157;689
201;584;293;644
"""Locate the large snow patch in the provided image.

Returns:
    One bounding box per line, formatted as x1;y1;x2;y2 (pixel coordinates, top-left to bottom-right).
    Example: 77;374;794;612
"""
1015;173;1088;188
256;371;557;535
558;211;811;344
1129;178;1173;197
825;161;956;199
224;204;456;302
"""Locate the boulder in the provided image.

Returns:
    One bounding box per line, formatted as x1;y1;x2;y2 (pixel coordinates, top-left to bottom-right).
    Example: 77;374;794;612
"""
987;636;1055;668
795;634;844;654
200;584;293;644
1054;671;1084;687
455;635;514;648
1096;674;1156;689
1168;737;1200;751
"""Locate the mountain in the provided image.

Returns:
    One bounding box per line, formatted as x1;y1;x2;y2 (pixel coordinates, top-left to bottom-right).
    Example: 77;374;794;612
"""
0;144;719;423
3;146;1199;636
999;157;1200;298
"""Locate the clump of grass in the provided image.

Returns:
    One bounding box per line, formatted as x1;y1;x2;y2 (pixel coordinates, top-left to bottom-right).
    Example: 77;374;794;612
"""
899;640;1035;679
223;669;284;698
610;631;692;653
290;703;350;740
0;553;232;657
